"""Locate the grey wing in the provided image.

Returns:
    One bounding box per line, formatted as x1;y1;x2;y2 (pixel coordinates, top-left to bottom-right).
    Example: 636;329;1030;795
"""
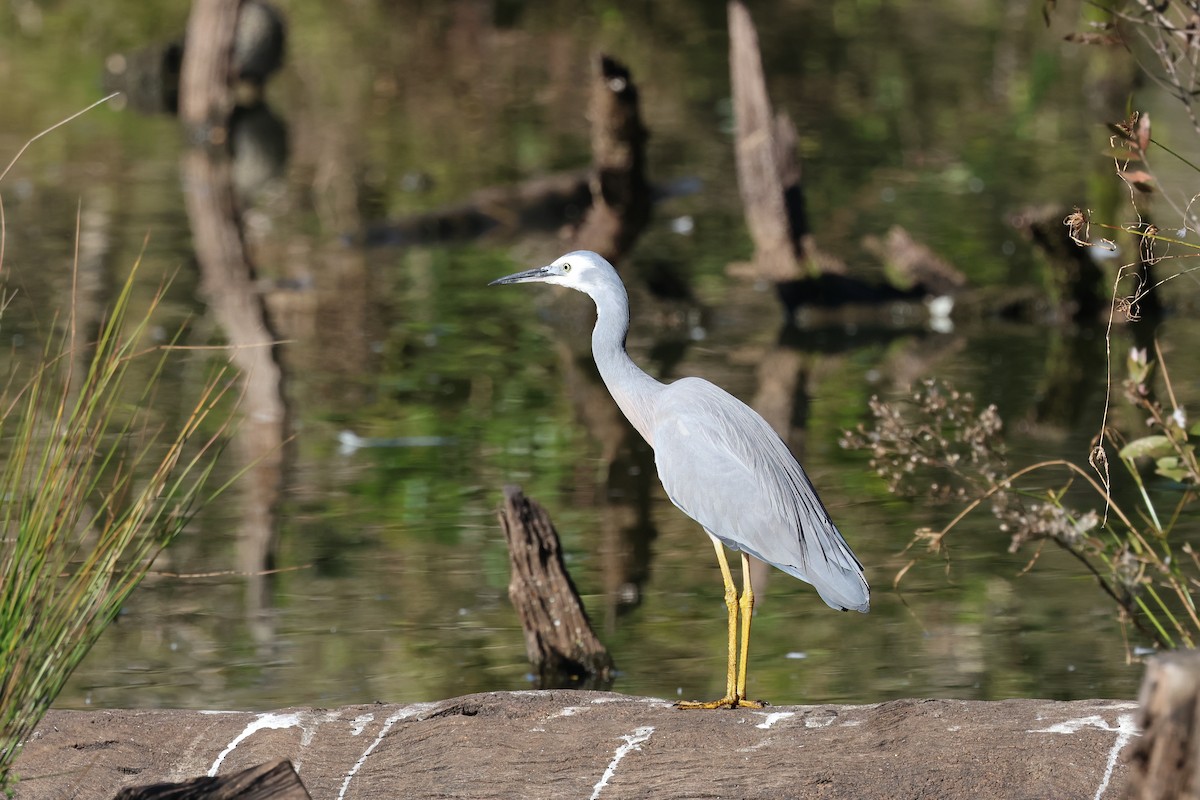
652;378;869;613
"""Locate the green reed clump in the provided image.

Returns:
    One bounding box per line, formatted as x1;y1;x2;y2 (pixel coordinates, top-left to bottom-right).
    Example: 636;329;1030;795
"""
0;264;233;788
842;353;1200;652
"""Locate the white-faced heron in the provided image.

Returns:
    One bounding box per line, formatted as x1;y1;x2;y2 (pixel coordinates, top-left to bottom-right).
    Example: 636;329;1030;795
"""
491;250;869;709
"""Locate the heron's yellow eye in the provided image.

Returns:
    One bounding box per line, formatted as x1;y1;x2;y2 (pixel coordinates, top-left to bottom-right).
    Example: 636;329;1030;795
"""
562;263;572;272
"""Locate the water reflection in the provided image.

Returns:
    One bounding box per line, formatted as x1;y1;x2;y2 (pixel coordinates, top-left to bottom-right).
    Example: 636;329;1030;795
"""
173;0;292;654
0;0;1193;710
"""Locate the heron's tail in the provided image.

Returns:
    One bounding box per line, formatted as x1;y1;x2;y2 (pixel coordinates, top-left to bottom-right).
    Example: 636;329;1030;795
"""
814;568;870;613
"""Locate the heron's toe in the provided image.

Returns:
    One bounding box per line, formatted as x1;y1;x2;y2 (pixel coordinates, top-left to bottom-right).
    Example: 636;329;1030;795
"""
674;695;768;710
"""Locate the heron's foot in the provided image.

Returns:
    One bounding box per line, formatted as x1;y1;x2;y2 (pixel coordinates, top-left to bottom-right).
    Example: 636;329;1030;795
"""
674;695;767;710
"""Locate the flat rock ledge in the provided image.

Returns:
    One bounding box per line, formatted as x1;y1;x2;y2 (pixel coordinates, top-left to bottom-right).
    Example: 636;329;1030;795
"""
11;691;1137;799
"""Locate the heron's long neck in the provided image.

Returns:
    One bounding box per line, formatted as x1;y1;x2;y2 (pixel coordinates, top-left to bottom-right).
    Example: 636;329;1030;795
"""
590;284;664;445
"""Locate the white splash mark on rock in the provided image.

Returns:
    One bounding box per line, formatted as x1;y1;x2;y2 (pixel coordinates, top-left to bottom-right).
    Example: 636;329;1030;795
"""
292;711;338;773
804;714;836;728
300;714;327;748
754;711;794;730
1094;714;1138;800
551;706;586;719
1028;712;1140;800
350;714;374;736
338;705;434;800
1029;715;1112;735
208;712;304;776
589;696;668;707
533;705;590;731
737;738;786;753
589;725;654;800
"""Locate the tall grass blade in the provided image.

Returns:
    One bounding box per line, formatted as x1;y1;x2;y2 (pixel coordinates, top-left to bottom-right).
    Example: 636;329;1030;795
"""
0;263;234;787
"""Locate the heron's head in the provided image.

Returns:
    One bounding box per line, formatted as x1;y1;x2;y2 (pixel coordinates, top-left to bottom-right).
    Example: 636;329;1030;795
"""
489;250;619;295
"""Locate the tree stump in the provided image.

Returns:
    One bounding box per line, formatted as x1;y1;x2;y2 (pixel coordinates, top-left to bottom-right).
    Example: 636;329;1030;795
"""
571;53;652;264
178;0;241;145
113;758;309;800
728;0;804;282
1125;649;1200;799
1012;205;1106;323
497;486;614;689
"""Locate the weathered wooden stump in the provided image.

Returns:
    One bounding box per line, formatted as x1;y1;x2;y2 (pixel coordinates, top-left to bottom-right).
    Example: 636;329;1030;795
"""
728;0;804;282
1125;649;1200;799
728;1;966;319
573;54;652;264
497;485;614;689
113;758;309;800
1012;205;1106;323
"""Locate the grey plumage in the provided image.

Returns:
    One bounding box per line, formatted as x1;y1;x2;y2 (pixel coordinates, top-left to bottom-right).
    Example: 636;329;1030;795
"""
492;249;868;706
652;377;868;612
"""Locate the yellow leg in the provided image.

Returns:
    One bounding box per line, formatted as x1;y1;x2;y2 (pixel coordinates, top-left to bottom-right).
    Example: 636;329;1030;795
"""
735;552;764;708
676;538;764;710
715;539;738;701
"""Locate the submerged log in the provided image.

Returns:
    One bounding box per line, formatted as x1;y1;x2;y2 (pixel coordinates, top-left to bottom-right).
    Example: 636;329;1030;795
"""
113;759;309;800
774;271;926;312
863;226;968;297
363;54;651;262
1125;649;1200;800
498;486;614;689
362;171;592;246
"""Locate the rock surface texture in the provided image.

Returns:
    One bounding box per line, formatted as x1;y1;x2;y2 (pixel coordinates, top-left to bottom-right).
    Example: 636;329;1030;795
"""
12;691;1137;799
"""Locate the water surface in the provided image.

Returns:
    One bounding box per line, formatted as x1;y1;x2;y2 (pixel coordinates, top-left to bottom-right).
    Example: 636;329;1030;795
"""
1;0;1195;710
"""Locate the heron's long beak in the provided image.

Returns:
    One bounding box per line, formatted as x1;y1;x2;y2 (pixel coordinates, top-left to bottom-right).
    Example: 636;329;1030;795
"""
489;266;552;286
